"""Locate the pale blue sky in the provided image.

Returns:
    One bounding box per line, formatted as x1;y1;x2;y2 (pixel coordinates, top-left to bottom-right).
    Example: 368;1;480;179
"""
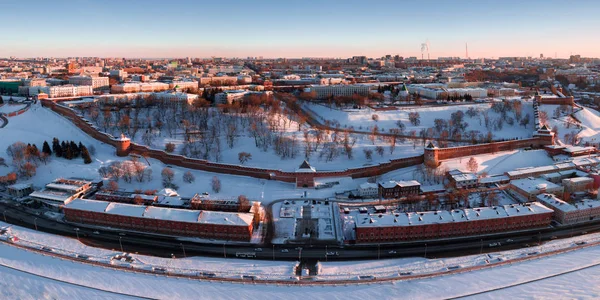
1;0;598;58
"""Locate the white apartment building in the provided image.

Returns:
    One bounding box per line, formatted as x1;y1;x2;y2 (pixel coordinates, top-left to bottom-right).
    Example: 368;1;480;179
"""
307;85;370;99
111;82;170;94
29;85;93;98
215;90;272;104
358;183;379;198
69;76;109;90
153;92;199;105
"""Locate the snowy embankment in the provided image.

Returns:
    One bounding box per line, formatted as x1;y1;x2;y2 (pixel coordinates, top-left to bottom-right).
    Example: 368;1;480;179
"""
0;221;298;280
0;224;600;299
317;232;600;281
0;103;26;114
573;106;600;143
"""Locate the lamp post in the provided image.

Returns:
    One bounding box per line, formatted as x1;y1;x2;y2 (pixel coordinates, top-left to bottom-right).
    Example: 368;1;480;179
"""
119;236;123;252
424;243;428;259
272;244;275;261
480;239;483;254
33;218;38;231
180;243;186;258
2;211;6;223
74;228;80;241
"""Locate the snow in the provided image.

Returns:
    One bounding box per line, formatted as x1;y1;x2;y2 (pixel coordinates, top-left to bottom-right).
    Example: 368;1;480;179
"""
2;220;600;299
574;106;600;144
0;103;363;204
145;206;200;223
303;101;535;140
0;103;26;114
441;149;555;176
198;211;253;226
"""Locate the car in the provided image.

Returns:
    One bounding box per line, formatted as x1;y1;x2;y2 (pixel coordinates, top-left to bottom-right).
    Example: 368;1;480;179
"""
40;246;54;252
280;249;289;253
388;250;397;254
506;239;514;242
550;236;558;240
326;251;339;256
93;231;100;235
489;242;500;247
254;248;263;252
295;247;303;251
118;232;126;236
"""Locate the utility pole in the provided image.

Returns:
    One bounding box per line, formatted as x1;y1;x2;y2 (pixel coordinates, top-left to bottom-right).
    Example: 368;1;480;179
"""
424;243;428;259
33;218;38;231
119;236;123;252
480;239;483;254
74;228;80;241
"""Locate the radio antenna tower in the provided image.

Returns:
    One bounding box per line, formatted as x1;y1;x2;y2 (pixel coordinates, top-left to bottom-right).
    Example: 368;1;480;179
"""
465;42;469;59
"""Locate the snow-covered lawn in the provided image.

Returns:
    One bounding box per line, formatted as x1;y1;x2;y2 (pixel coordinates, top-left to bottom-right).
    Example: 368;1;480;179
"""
76;103;425;172
440;149;555;176
303;101;535;140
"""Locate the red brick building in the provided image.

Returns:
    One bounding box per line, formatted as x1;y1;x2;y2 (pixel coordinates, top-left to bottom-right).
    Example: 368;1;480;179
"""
63;199;254;241
354;202;552;243
378;180;421;199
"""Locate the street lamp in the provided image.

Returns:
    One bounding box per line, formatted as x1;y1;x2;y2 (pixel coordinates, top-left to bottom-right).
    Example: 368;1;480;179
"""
272;244;275;261
480;239;483;254
33;217;38;231
424;243;428;259
180;243;186;258
74;228;80;241
2;210;6;223
119;236;124;252
223;243;226;258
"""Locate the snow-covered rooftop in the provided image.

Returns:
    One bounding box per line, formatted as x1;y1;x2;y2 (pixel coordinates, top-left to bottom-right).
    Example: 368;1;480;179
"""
144;206;200;223
510;178;562;194
537;194;600;213
198;211;254;226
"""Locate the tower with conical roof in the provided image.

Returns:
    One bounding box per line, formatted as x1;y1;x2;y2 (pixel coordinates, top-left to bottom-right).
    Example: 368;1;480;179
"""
424;142;439;167
534;124;555;145
295;160;316;188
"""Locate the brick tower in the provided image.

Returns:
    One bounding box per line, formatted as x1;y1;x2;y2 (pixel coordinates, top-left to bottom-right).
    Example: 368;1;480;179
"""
424;142;439;167
114;134;131;157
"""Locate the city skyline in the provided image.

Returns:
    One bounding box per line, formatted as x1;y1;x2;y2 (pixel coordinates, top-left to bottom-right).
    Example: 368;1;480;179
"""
1;0;599;59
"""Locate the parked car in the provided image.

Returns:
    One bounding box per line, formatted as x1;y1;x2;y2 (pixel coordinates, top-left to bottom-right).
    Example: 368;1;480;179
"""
280;249;289;253
254;248;263;252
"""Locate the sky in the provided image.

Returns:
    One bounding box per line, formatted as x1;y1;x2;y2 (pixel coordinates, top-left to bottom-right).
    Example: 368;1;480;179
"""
1;0;599;59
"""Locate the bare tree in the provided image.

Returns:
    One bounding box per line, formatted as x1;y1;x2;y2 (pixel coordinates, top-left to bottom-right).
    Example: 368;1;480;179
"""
238;152;252;165
466;157;478;173
183;171;195;183
161;167;175;187
211;176;221;193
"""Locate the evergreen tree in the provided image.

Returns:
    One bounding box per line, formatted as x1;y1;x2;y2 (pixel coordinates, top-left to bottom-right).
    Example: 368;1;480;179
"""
70;141;79;158
42;141;52;156
81;145;92;164
61;141;70;159
52;138;60;155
